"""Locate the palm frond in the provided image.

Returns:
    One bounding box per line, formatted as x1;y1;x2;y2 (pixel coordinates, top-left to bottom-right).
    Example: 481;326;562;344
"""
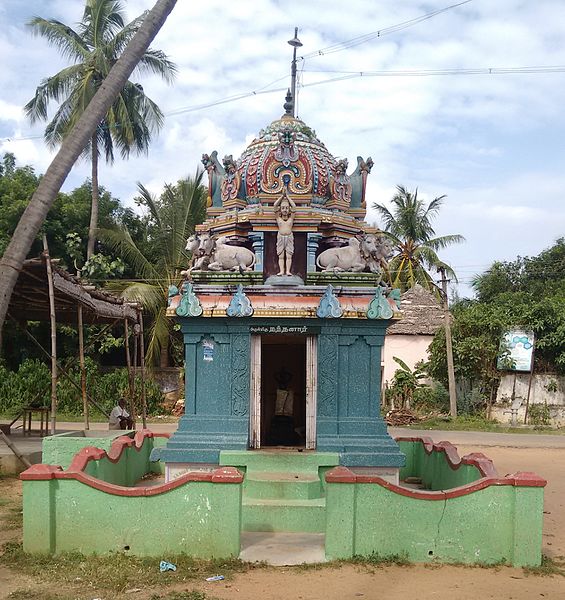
426;234;466;251
134;48;178;83
98;226;160;281
135;183;162;229
27;17;89;62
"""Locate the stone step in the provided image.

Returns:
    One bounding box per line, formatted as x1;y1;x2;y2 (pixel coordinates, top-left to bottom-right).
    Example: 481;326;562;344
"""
244;471;323;500
239;532;327;566
242;497;326;533
220;449;340;474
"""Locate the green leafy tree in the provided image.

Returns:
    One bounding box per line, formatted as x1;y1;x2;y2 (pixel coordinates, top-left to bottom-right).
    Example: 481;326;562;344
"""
24;0;177;259
372;185;464;295
428;239;565;406
0;0;178;342
100;172;207;367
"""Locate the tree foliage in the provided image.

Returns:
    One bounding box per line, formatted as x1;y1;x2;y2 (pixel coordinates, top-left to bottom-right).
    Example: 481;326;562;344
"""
100;172;207;366
372;185;464;296
24;0;177;257
427;239;565;403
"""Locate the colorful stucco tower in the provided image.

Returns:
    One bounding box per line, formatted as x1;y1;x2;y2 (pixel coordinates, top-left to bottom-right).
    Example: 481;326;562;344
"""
158;34;405;480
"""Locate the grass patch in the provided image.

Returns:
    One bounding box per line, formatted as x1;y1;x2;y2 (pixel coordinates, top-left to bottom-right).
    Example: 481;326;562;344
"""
7;591;67;600
409;414;564;434
150;592;219;600
4;504;23;530
523;555;565;577
346;552;411;567
0;542;250;594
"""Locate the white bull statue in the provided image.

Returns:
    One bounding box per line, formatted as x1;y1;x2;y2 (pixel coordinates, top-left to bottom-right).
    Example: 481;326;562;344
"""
196;233;256;273
316;234;392;274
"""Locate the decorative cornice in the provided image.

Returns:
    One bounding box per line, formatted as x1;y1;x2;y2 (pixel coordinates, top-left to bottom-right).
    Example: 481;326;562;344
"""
367;286;394;319
175;282;203;317
317;284;343;318
226;284;254;317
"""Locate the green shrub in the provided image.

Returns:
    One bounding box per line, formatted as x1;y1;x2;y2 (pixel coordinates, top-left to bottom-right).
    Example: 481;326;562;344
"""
528;403;551;427
412;382;450;413
0;357;164;416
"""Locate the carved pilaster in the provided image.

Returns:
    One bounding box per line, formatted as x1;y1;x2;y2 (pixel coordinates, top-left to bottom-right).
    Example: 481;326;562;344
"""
318;333;338;417
249;232;264;272
231;334;249;416
307;233;322;272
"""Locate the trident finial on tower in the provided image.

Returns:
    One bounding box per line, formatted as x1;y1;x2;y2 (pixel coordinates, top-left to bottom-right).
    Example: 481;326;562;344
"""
286;27;303;118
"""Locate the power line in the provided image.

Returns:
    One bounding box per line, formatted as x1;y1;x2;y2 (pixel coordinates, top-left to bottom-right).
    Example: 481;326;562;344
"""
300;0;475;60
3;63;564;144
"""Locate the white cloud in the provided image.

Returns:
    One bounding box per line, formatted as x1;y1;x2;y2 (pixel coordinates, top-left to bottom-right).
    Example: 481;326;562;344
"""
0;0;564;300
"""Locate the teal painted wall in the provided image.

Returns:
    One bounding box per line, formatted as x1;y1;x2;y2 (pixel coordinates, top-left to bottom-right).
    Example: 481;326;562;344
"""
159;316;404;468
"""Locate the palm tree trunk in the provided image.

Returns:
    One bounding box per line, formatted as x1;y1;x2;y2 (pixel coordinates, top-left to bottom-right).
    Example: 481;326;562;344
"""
87;133;100;259
0;0;177;330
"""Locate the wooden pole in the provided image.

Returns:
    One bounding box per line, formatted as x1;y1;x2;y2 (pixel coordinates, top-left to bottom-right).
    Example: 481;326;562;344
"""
13;319;110;417
42;235;58;435
524;346;536;424
138;310;147;428
77;304;89;430
438;267;457;418
124;318;136;427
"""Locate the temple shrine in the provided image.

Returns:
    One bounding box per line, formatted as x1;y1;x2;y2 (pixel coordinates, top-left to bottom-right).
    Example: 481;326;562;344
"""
157;31;405;482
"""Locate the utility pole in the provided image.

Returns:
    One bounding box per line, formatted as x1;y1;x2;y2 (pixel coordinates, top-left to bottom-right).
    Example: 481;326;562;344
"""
438;267;457;418
288;27;303;117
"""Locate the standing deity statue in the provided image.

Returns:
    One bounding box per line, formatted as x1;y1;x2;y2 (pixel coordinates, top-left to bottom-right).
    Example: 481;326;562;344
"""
273;190;297;276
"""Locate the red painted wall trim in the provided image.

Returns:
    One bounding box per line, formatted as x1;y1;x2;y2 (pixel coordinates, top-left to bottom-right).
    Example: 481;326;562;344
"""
326;437;546;500
20;430;243;495
396;436;499;478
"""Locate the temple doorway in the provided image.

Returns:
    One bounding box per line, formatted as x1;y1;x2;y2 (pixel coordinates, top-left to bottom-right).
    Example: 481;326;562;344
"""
250;334;317;449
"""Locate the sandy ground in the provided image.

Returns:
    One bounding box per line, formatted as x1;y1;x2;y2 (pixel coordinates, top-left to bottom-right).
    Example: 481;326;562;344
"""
0;441;564;600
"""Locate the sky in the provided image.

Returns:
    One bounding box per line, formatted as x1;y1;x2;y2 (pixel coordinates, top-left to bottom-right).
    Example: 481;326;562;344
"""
0;0;564;298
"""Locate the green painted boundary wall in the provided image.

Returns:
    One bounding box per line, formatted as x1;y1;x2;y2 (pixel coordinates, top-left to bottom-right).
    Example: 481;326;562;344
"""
42;430;137;470
21;431;242;558
326;438;547;567
398;436;495;490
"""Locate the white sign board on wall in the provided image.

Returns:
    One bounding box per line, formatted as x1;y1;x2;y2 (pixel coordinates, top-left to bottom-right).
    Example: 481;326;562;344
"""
497;330;535;372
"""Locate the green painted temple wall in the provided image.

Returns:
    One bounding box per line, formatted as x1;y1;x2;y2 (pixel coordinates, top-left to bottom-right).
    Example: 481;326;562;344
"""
398;439;484;490
325;479;544;567
21;436;545;566
22;435;241;557
42;431;138;471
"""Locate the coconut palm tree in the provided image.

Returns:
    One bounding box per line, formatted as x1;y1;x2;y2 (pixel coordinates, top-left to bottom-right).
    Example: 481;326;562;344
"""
100;171;206;366
373;185;464;295
0;0;178;333
24;0;177;259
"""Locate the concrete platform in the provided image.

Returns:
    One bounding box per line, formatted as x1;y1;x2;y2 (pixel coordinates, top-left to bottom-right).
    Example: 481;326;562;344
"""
239;532;326;565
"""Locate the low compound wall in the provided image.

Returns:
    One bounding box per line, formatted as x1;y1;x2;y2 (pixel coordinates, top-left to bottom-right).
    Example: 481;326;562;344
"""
326;437;546;567
21;431;242;558
42;430;138;470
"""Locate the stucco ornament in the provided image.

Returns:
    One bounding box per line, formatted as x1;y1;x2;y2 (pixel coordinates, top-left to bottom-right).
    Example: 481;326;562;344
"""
195;234;256;273
176;282;203;317
168;285;179;307
316;234;385;274
317;284;343;318
367;286;393;319
226;284;254;317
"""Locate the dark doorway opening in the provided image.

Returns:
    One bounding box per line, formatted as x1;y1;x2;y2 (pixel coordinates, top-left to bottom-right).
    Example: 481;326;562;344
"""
260;335;306;447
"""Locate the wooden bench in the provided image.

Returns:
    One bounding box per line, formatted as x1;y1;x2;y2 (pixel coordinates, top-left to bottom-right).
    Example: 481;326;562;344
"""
22;407;50;436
